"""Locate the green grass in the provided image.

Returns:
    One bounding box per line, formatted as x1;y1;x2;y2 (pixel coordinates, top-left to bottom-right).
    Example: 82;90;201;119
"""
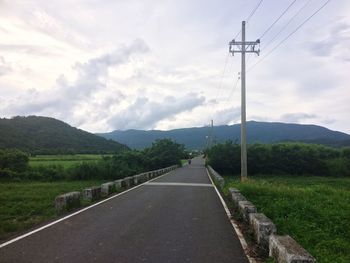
223;175;350;263
29;154;109;168
181;159;188;166
0;180;104;241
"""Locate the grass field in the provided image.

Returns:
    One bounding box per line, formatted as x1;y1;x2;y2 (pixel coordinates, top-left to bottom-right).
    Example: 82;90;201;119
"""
222;175;350;263
29;154;108;168
0;180;105;241
181;159;189;166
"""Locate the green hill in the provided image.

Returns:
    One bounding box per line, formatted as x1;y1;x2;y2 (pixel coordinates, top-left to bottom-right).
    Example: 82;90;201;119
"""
0;116;129;154
97;121;350;149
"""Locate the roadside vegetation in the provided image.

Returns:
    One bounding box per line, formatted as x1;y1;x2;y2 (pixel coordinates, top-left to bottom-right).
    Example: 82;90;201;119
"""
0;139;188;240
223;176;350;263
206;141;350;177
29;154;106;168
0;139;187;182
206;142;350;263
0;180;105;241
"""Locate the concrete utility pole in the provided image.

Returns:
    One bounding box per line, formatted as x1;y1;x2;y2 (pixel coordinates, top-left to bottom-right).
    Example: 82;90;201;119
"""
229;21;260;182
210;119;214;148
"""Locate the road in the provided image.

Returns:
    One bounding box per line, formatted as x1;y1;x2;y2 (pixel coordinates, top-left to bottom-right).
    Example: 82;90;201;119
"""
0;157;248;263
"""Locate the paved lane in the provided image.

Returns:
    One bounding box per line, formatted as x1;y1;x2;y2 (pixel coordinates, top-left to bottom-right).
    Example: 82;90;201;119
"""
0;157;248;263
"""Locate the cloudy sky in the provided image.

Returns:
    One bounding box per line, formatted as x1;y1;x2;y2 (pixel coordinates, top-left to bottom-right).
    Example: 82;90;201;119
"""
0;0;349;133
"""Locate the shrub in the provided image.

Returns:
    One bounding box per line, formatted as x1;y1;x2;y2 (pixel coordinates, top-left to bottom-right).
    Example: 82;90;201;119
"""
0;139;186;182
144;139;184;170
0;149;29;172
207;142;350;177
206;141;240;175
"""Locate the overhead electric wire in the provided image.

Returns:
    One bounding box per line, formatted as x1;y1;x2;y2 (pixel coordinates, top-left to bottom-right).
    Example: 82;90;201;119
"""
227;74;240;101
212;0;263;119
232;0;264;39
214;52;230;103
258;0;298;39
262;0;312;51
247;0;331;72
246;0;264;24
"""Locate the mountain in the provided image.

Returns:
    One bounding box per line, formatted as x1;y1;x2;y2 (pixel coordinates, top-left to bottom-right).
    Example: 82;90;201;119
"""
0;116;129;154
97;121;350;150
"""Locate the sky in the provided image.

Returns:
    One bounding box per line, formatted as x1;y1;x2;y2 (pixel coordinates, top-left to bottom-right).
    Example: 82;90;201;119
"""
0;0;349;133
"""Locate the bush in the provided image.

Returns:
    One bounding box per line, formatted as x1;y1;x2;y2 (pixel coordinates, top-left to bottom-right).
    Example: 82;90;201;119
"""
206;141;240;175
144;139;184;170
207;142;350;177
0;149;29;172
0;139;186;182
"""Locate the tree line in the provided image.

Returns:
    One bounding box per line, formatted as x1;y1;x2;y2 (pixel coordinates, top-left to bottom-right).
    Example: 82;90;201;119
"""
0;139;188;181
206;141;350;177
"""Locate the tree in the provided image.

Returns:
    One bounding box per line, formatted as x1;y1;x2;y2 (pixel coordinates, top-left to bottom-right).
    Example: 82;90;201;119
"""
0;149;29;172
144;139;185;169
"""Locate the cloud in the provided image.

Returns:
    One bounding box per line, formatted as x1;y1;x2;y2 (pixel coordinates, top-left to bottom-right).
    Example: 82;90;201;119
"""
107;93;205;130
3;39;149;126
0;56;11;76
308;20;350;58
1;0;350;134
0;44;59;56
212;106;241;126
279;112;317;123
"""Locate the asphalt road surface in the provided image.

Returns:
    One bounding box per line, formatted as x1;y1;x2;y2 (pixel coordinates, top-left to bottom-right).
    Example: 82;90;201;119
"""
0;157;249;263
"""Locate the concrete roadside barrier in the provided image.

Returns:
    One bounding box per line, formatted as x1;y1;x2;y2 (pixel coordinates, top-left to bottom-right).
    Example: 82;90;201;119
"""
229;188;247;207
114;179;123;189
208;166;316;263
238;200;257;223
101;182;115;196
133;174;143;185
229;187;240;195
231;192;247;207
207;165;225;187
55;192;81;212
140;173;148;182
82;186;101;202
269;235;316;263
122;177;133;188
146;172;152;180
53;164;180;216
249;213;277;250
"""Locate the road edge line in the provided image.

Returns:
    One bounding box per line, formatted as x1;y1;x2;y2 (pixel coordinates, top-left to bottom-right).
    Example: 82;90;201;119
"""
205;168;257;263
0;170;174;249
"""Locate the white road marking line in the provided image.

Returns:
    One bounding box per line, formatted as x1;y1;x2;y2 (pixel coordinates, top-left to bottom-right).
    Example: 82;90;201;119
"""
0;171;173;249
205;168;257;263
145;182;213;187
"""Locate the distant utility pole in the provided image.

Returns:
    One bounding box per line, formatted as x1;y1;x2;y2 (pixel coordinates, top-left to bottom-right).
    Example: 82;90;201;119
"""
210;119;214;148
229;21;260;182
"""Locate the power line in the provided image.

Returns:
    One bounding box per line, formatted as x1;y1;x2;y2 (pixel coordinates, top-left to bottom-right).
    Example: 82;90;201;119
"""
247;0;331;72
262;0;312;51
214;52;230;103
258;0;297;39
232;0;264;39
227;74;240;101
246;0;264;24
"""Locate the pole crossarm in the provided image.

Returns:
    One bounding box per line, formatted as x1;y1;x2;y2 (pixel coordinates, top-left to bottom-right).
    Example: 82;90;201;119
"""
229;39;260;55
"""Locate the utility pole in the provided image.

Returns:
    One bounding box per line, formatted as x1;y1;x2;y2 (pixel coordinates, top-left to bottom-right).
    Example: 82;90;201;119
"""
229;21;260;182
210;119;214;148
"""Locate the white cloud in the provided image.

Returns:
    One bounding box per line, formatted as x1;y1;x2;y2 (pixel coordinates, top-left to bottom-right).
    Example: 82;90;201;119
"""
279;112;317;123
0;0;350;134
0;56;11;76
1;39;149;128
108;93;205;130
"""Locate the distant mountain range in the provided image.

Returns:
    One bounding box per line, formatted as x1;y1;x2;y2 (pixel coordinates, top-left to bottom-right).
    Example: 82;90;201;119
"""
0;116;128;154
1;116;348;153
97;121;350;149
